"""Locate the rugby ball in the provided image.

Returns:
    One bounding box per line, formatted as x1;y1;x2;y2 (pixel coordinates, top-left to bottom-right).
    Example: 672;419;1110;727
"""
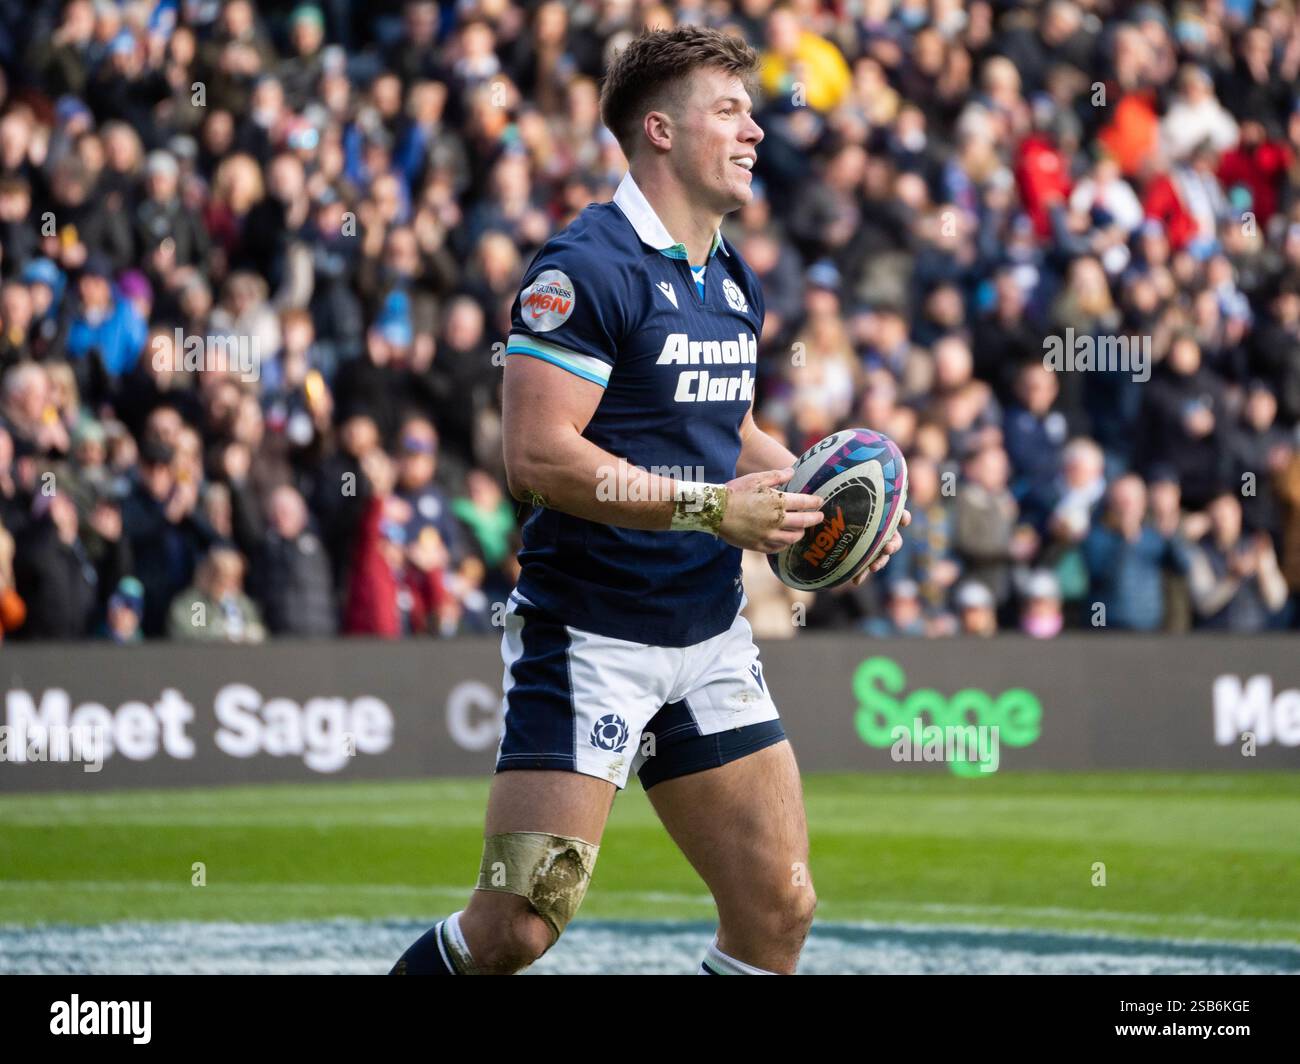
769;428;908;591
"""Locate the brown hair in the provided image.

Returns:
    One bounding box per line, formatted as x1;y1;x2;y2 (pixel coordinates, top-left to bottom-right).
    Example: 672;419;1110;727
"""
599;26;758;159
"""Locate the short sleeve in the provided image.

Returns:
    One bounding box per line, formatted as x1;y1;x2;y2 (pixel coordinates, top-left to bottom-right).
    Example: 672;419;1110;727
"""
507;250;622;388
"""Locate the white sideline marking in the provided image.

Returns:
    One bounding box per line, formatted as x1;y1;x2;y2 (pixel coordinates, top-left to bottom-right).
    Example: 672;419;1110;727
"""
2;918;1298;975
1;881;1298;935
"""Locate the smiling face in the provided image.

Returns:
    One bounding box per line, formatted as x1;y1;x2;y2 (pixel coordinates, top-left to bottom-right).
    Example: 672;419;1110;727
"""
662;66;763;215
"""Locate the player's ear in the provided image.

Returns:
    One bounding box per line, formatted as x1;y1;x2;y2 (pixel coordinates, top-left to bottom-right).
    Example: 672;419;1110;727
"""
643;109;673;152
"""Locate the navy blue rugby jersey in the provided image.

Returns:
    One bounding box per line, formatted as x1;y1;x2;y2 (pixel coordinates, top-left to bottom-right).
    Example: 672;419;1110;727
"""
506;174;765;647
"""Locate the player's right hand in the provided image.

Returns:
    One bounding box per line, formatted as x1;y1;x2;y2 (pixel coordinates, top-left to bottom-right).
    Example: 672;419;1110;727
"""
718;468;823;553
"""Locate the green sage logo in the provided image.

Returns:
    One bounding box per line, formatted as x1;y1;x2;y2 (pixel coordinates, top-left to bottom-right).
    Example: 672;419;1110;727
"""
852;656;1042;777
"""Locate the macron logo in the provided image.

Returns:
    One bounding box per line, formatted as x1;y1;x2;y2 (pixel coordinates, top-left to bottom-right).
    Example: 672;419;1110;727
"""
51;996;151;1044
656;281;678;309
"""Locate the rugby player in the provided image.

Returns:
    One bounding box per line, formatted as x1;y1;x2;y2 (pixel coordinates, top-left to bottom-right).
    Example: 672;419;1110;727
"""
391;25;907;976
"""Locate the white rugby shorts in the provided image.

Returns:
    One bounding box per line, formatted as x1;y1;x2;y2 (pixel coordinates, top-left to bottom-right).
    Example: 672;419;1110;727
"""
495;590;785;789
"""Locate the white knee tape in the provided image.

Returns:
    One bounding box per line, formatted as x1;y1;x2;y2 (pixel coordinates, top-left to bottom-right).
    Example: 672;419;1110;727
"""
476;831;600;938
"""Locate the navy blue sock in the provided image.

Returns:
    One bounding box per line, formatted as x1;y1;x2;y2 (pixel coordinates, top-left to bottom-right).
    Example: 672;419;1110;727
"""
390;919;461;975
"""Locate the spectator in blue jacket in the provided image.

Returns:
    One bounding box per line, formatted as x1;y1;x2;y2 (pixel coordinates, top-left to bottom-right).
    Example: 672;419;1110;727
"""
1004;359;1071;530
65;254;147;378
1082;474;1191;631
119;438;218;637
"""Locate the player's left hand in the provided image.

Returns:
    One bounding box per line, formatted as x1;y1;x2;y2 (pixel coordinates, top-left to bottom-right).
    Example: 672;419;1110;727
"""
850;507;910;587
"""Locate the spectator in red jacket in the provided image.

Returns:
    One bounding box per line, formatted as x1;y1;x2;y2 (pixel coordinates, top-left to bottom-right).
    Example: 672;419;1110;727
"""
1143;142;1230;254
1014;115;1072;239
1097;89;1160;180
343;448;456;637
1218;118;1292;225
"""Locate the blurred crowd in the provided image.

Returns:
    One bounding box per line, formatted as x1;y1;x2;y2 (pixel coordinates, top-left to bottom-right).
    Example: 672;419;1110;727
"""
0;0;1299;644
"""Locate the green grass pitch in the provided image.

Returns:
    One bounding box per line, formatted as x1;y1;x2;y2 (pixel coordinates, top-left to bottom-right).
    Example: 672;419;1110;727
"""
1;772;1297;945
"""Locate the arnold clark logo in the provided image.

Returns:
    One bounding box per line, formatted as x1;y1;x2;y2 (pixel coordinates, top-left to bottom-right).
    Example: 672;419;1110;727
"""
852;656;1042;776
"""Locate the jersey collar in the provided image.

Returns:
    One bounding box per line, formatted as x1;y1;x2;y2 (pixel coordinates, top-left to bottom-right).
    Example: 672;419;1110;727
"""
613;172;729;263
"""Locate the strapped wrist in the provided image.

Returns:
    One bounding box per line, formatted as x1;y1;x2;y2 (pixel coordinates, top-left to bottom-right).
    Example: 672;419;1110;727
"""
670;481;728;535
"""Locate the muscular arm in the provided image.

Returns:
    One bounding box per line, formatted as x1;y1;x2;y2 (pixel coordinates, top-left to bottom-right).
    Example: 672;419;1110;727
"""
502;356;822;551
503;354;683;530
